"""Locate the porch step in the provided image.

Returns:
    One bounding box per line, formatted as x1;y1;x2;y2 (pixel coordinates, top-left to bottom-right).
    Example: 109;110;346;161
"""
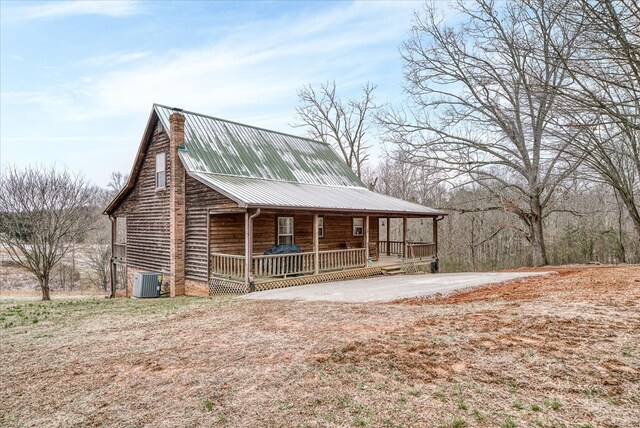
381;266;406;276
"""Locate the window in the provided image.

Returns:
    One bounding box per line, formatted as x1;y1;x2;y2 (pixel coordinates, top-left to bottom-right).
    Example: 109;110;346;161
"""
278;217;294;245
115;217;126;244
353;217;364;236
155;152;166;189
317;216;324;238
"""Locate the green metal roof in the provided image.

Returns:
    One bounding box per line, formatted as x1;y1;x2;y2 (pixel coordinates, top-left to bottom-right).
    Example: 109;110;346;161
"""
105;104;447;217
154;104;365;188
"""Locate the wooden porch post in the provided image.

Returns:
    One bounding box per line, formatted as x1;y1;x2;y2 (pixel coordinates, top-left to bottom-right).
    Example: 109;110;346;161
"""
365;216;370;265
402;217;408;259
433;216;439;259
109;216;116;298
386;217;391;256
206;213;211;283
313;214;319;275
244;212;252;291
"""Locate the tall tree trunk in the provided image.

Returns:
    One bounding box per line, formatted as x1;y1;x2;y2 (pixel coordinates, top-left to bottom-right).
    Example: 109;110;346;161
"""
615;192;627;263
530;196;548;266
470;216;477;272
617;190;640;257
40;277;51;301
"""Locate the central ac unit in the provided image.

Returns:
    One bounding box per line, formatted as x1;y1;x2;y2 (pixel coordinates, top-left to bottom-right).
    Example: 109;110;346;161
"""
132;272;162;298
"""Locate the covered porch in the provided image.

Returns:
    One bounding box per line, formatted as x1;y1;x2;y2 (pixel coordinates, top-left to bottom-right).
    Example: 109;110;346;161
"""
207;209;442;294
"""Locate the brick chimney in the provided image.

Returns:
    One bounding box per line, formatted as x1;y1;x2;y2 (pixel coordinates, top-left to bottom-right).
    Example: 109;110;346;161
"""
169;110;186;296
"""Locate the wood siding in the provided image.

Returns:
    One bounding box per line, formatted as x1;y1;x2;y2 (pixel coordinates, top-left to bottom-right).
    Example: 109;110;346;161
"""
113;121;172;272
185;175;238;280
209;213;380;256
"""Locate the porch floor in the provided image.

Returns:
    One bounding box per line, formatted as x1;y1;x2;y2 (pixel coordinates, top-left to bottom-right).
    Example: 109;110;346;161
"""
370;254;406;267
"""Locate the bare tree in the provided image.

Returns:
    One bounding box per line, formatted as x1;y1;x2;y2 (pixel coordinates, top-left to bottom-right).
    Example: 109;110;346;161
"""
0;166;97;300
553;0;640;248
293;81;376;178
85;241;110;291
379;0;582;266
107;171;129;198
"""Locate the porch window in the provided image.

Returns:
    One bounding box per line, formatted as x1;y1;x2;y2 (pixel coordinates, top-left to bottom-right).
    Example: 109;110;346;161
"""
318;216;324;238
278;217;294;245
115;217;126;244
155;152;166;189
353;217;364;236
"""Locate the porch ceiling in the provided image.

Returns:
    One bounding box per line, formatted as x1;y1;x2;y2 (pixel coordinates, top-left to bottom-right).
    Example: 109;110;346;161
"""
189;171;447;216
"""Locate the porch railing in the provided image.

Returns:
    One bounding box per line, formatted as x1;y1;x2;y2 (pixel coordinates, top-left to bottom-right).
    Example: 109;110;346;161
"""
378;240;404;255
113;243;126;261
319;248;367;272
378;241;437;259
407;243;436;259
253;252;315;278
210;252;245;279
209;248;369;280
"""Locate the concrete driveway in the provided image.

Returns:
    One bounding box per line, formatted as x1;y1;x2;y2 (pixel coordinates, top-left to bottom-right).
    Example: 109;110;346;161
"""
242;271;549;303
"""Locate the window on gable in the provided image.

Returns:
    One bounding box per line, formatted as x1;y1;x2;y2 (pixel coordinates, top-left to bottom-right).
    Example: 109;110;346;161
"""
155;152;166;189
318;216;324;238
115;217;127;244
353;217;364;236
278;217;294;245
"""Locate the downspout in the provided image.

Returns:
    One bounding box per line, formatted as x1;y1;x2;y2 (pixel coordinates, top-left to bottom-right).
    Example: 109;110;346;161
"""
247;209;261;292
250;208;262;221
108;215;116;298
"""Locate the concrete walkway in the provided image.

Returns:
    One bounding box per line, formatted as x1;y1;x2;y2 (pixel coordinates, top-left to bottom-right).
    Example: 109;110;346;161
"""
242;271;549;303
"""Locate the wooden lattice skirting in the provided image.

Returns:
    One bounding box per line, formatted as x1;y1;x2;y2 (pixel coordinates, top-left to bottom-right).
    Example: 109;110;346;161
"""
208;278;248;295
208;267;385;295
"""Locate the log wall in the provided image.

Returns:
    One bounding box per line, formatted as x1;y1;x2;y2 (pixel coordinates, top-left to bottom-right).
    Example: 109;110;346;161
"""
209;213;380;256
184;174;238;281
114;121;172;273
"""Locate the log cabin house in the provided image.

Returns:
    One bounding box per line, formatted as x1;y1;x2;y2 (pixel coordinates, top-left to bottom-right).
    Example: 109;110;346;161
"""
104;104;446;297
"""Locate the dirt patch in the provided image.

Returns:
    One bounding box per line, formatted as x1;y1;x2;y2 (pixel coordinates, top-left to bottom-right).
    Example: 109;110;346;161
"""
398;265;638;305
1;265;639;427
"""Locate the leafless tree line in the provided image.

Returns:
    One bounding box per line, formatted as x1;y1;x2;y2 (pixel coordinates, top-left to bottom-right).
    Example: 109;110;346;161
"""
367;154;638;270
0;168;126;300
295;1;639;268
373;0;639;267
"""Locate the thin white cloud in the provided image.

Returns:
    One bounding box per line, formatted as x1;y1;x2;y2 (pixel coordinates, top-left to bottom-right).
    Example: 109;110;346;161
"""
8;1;414;128
1;1;419;184
4;0;140;20
75;51;150;68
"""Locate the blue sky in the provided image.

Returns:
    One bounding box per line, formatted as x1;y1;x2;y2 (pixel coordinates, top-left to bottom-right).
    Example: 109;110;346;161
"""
1;0;425;186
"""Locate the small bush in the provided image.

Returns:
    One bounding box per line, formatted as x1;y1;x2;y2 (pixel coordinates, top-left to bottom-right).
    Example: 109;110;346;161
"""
353;415;370;426
203;400;214;412
501;417;516;428
451;417;466;428
544;397;562;410
471;409;483;422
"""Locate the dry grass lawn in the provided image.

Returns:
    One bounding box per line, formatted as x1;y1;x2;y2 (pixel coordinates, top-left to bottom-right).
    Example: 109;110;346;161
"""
1;265;639;427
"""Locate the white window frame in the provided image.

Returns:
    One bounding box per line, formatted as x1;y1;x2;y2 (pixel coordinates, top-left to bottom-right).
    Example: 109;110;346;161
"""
155;152;166;190
353;217;364;236
318;216;324;238
277;216;294;245
115;217;126;244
